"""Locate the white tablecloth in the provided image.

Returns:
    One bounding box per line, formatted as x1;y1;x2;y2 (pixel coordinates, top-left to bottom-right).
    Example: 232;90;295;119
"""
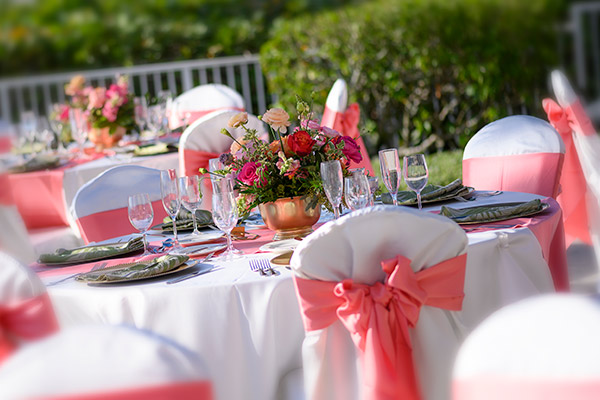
42;192;559;400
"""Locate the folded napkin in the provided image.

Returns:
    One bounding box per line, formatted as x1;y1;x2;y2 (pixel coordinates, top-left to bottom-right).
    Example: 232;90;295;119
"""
440;199;544;223
76;254;189;282
158;209;213;231
133;142;178;157
384;179;469;205
9;154;62;173
39;237;144;265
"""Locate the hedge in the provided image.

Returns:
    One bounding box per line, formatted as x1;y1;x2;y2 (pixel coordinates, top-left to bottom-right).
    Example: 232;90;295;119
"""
260;0;566;154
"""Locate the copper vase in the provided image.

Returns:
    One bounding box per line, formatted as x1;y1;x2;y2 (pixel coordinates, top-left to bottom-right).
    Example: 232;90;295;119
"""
258;196;321;240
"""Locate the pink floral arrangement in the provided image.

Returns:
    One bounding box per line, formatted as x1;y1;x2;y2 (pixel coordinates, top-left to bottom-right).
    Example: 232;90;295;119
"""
204;97;363;215
65;75;135;134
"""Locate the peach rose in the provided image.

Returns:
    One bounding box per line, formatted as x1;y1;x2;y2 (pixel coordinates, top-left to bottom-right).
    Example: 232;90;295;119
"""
65;75;86;96
262;108;290;133
230;138;249;154
268;136;292;157
228;112;248;128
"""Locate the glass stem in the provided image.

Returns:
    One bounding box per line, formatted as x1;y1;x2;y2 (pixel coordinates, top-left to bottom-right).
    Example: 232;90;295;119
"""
172;218;178;245
142;232;148;254
333;205;341;219
392;193;398;206
192;211;199;235
417;193;422;210
226;232;233;253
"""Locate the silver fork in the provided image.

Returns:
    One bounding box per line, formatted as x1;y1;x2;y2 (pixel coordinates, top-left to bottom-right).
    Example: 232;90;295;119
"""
47;261;108;286
249;259;267;276
251;258;278;276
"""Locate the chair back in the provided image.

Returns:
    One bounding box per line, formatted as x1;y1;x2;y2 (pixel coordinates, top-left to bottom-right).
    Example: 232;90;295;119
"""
0;120;14;153
453;294;600;400
321;79;374;176
0;174;35;264
71;165;167;244
0;252;58;365
462;115;565;198
291;206;468;400
169;83;245;129
0;324;213;400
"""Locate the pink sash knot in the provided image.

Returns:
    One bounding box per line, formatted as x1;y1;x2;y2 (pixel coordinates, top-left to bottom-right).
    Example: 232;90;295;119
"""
294;253;467;400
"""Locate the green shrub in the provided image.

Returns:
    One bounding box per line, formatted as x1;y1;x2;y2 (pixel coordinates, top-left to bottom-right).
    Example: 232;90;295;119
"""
260;0;565;154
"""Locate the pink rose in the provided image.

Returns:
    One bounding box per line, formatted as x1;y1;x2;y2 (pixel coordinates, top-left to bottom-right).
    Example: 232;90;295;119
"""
88;87;106;109
58;105;70;122
102;103;119;122
321;126;341;138
238;162;265;187
333;135;362;164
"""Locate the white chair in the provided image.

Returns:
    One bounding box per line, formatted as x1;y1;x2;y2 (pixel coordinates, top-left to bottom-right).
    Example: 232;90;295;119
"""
291;206;469;400
0;324;213;399
453;294;600;400
71;165;167;244
0;174;36;264
321;79;374;176
170;83;245;129
0;251;58;364
462;115;565;198
178;109;267;209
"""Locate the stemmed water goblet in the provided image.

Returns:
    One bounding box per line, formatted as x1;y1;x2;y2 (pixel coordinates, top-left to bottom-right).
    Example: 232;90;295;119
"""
367;176;379;206
212;177;240;260
160;169;181;249
128;193;154;255
344;173;371;211
20;111;37;158
379;148;402;206
403;154;429;210
320;160;343;219
69;108;88;158
133;97;148;139
178;175;203;238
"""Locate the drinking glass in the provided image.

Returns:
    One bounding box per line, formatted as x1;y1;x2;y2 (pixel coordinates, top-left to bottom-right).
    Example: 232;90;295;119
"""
146;105;164;138
128;193;154;255
403;154;429;210
212;177;240;260
379;149;402;206
320;160;343;219
179;175;203;238
160;169;181;248
69;108;88;157
344;173;370;211
20;111;37;157
48;104;67;154
133;97;148;137
367;176;379;206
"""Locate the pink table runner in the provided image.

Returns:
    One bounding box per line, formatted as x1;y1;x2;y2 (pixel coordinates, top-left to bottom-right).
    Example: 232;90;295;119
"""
8;152;106;229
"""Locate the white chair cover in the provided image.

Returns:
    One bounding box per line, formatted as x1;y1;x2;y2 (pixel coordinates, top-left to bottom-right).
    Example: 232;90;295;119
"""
453;294;600;400
0;324;213;399
170;84;245;129
462;116;565;198
291;206;469;400
70;165;167;244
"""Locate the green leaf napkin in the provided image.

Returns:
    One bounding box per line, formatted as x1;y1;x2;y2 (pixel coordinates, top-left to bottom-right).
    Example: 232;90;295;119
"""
76;254;189;282
158;209;213;231
9;154;62;173
133;142;178;157
383;179;469;205
39;236;144;265
440;199;544;224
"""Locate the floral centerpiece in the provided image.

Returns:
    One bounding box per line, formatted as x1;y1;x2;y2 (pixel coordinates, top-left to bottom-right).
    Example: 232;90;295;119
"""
203;97;363;238
65;75;135;148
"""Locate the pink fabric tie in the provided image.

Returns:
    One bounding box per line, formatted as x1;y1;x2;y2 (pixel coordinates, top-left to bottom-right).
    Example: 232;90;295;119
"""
322;103;375;176
180;149;220;177
35;381;213;400
543;98;591;246
294;253;467;400
0;292;59;364
0;136;11;154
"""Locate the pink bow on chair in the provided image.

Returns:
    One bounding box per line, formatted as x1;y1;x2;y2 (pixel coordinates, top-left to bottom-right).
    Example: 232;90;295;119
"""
294;253;467;400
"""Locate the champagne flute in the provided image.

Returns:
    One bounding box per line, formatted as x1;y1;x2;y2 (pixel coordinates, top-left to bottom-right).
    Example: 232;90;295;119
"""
379;149;402;206
403;154;429;210
128;193;154;255
367;176;379;206
212;177;240;260
344;173;370;211
69;108;88;158
320;160;343;219
179;175;203;238
160;169;181;249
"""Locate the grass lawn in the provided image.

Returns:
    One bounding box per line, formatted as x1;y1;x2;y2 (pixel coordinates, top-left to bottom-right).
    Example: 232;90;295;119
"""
370;150;463;191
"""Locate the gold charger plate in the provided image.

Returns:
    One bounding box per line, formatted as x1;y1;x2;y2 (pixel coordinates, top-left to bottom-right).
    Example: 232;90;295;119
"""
447;202;550;225
75;259;195;284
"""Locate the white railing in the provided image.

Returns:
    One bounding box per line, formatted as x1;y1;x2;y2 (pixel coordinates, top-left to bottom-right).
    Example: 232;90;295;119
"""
0;54;268;122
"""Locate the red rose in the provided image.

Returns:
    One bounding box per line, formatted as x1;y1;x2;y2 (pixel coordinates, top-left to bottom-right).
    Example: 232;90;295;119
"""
333;135;362;164
238;162;265;187
288;130;316;157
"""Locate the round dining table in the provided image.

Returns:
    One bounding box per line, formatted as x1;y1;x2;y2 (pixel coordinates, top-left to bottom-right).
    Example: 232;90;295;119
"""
34;191;567;400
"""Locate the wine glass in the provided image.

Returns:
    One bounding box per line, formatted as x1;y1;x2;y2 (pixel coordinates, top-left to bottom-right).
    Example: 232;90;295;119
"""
69;108;88;158
133;97;148;139
146;105;164;139
367;176;379;206
48;104;68;154
320;160;343;219
20;111;37;157
179;175;203;238
379;149;402;206
212;177;240;260
403;154;429;210
160;169;181;248
128;193;154;255
344;173;370;211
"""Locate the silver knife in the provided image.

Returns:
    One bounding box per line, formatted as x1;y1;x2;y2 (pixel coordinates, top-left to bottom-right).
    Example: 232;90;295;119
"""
165;265;215;284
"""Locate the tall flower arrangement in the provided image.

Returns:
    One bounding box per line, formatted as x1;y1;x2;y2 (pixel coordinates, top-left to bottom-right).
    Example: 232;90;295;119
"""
64;75;135;134
205;97;363;216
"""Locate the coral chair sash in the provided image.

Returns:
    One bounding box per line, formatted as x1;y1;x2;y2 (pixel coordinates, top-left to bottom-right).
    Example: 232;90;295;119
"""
543;98;591;246
0;293;59;364
0;173;13;205
180;149;220;177
0;136;11;154
39;381;213;400
462;153;564;199
293;253;467;400
322;103;375;176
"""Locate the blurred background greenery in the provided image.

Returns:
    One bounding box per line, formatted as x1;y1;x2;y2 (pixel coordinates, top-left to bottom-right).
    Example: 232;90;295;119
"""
0;0;570;160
